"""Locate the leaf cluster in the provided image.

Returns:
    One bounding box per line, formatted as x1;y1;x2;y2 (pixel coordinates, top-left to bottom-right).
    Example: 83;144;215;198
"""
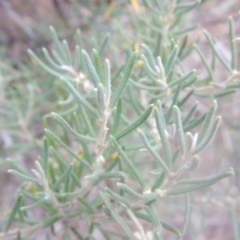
1;1;239;239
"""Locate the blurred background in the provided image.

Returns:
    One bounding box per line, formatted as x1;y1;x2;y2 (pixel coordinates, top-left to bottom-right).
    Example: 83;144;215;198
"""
0;0;239;239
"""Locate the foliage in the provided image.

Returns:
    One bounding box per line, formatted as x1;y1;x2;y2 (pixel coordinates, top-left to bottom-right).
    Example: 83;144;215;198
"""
1;0;239;239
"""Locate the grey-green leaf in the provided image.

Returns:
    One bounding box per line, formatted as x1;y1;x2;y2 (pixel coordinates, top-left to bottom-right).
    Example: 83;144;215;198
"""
111;136;145;189
114;104;154;140
5;194;23;232
51;112;96;142
82;50;100;87
52;163;73;190
110;52;138;108
61;78;99;118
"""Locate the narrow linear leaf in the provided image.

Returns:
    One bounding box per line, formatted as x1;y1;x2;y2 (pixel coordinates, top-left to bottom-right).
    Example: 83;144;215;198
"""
178;35;188;58
175;1;201;15
173;106;186;155
42;214;62;227
141;44;156;67
45;129;91;168
5;195;23;232
115;104;154;140
166;182;215;195
154;107;172;169
130;80;162;91
110;52;138;108
48;161;56;185
165;45;179;77
8;170;38;183
61;78;99;118
214;90;236;98
50;146;81;186
100;228;126;239
28;50;64;78
142;0;163;14
156;100;166;128
197;100;217;144
62;40;72;65
98;33;110;55
71;227;84;240
74;45;80;70
156;56;165;79
168;70;197;87
58;188;85;198
178;90;194;107
124;206;146;240
100;192;136;240
52;163;73;190
105;59;111;105
117;183;156;201
42;48;62;70
134;212;181;236
92;171;125;184
231;210;240;240
34;160;45;181
59;94;74;106
182;75;197;89
179;194;191;240
104;187;129;206
177;168;234;185
138;129;170;174
193;116;221;154
72;112;92;163
75;29;83;66
51;112;96;142
165;82;182;123
145;206;163;239
77;104;96;138
21;190;38;202
52;49;65;65
97;83;106;110
167;168;234;195
93;49;105;83
141;54;158;77
172;148;180;164
50;146;67;170
175;1;199;10
20;199;46;212
111;99;122;135
55;105;78;117
151;173;165;191
127;85;144;116
227;82;240;89
42;137;49;177
7;159;35;179
229;17;237;70
49;26;66;61
111;136;145;189
183;102;198;126
184;114;205;132
204;30;232;72
77;197;95;213
82;50;100;87
194;44;213;81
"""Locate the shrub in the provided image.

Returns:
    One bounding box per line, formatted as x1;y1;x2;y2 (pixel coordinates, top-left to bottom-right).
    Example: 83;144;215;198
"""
1;1;239;239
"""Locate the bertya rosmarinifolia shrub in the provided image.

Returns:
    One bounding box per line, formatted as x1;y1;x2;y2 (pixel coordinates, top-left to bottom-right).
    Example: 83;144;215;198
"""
1;0;239;239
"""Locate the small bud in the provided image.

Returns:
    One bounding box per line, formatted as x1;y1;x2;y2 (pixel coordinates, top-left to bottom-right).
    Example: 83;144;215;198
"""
97;155;105;164
143;188;152;194
155;189;166;197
